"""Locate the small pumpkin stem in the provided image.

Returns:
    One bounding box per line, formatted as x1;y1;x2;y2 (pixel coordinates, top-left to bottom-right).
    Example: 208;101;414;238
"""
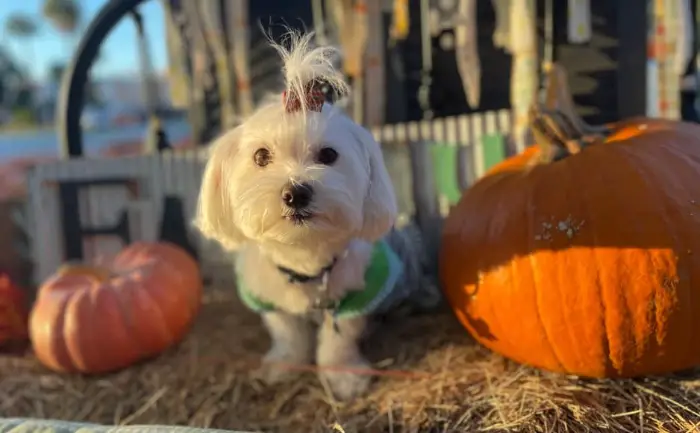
531;63;610;163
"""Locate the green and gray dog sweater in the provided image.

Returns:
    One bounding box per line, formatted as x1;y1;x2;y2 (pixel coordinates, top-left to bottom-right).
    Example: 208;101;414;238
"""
237;240;404;318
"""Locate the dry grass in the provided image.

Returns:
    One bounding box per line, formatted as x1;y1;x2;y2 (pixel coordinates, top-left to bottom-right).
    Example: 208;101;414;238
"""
2;288;700;433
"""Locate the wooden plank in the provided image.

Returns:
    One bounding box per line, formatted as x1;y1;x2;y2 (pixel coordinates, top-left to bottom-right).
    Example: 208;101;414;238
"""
383;142;415;225
38;164;62;283
364;0;386;126
481;111;506;172
481;134;507;172
83;159;133;264
428;144;462;207
227;0;254;118
471;113;485;178
409;140;441;259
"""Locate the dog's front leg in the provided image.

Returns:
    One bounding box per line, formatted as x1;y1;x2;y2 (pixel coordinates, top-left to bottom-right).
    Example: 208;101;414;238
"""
317;315;371;401
258;311;313;384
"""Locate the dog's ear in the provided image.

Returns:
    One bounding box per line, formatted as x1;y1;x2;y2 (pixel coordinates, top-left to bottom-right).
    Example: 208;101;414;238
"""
354;126;398;242
193;127;246;250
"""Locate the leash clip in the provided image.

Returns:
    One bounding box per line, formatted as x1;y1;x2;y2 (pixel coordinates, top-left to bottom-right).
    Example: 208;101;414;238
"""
315;268;341;334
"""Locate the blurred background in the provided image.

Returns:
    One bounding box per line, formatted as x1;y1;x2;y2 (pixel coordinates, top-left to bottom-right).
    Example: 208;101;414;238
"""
0;0;184;159
0;0;697;160
0;0;695;196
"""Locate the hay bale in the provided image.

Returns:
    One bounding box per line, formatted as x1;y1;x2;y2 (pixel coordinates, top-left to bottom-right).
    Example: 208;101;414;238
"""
1;287;699;432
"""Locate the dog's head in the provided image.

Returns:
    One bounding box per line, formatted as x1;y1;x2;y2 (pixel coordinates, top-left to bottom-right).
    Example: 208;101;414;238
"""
193;32;397;251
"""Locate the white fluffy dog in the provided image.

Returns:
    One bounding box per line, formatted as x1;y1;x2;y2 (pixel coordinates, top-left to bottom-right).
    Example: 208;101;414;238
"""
194;32;438;400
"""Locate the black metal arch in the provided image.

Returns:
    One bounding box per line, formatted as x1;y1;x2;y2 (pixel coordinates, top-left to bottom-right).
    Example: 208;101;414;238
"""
57;0;150;158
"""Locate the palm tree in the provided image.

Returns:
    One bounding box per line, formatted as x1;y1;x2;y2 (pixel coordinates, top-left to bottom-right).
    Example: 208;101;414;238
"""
4;15;38;118
42;0;80;34
4;15;37;38
0;46;31;112
42;0;81;59
42;0;101;106
4;14;38;67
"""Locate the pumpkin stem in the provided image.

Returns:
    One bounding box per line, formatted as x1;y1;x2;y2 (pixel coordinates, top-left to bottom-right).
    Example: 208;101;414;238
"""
530;63;611;163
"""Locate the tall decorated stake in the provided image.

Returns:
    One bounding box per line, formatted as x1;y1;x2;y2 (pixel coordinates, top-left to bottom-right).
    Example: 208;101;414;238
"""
509;0;538;152
363;0;386;126
228;0;253;119
326;0;369;123
454;0;480;109
648;0;691;119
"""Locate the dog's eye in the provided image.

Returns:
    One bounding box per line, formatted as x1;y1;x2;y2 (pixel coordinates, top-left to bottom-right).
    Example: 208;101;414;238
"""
253;148;272;167
316;147;338;165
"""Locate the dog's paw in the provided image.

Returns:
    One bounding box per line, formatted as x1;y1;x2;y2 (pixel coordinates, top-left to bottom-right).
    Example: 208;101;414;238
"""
320;359;372;401
254;347;305;385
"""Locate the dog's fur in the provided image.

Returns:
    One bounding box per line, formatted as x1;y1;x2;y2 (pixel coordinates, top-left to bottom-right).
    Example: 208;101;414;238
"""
194;32;436;400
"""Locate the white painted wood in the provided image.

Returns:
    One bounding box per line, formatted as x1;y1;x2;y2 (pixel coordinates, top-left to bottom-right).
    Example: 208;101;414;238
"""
485;110;498;135
40;164;62;283
445;116;458;146
431;117;446;143
458;114;470;147
497;109;512;134
407;121;418;142
472;113;485;178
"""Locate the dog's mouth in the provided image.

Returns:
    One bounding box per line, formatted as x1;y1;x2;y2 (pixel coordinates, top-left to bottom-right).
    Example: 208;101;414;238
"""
283;210;314;225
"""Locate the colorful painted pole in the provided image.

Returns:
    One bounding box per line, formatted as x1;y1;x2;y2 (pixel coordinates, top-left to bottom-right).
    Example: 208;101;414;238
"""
196;0;236;129
649;0;686;119
227;0;253;119
364;0;386;126
390;0;410;42
509;0;538;152
163;2;190;110
417;0;433;119
312;0;330;46
327;0;369;123
492;0;511;51
567;0;592;44
454;0;481;109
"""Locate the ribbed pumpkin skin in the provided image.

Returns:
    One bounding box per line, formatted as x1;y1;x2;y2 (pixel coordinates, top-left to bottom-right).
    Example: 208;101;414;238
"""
30;242;202;374
440;118;700;378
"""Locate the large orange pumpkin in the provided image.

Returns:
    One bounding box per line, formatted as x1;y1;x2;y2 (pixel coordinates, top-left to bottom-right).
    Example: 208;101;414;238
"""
30;241;202;374
440;64;700;378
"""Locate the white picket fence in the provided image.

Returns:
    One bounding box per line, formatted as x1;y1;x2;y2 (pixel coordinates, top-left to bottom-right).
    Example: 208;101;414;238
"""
25;109;514;286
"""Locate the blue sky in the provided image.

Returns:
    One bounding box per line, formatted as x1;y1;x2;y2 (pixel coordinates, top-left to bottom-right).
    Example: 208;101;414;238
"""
1;0;168;81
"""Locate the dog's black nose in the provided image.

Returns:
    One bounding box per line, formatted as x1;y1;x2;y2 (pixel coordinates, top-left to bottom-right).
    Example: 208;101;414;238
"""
281;182;314;209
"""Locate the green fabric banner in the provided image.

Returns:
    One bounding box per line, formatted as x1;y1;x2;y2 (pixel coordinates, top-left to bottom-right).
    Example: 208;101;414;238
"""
429;134;507;205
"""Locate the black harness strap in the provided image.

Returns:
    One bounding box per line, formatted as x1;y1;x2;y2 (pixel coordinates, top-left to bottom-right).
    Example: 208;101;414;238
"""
276;257;337;284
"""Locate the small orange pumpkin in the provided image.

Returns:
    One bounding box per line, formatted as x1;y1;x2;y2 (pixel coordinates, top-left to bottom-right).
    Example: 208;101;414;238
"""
440;64;700;378
0;274;28;349
29;241;202;374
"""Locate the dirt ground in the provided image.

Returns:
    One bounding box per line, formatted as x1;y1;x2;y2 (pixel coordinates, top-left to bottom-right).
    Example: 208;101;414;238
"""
2;287;700;433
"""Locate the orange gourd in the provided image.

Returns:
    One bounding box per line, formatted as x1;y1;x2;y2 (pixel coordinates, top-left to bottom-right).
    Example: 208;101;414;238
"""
30;241;202;374
0;274;28;349
440;64;700;378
